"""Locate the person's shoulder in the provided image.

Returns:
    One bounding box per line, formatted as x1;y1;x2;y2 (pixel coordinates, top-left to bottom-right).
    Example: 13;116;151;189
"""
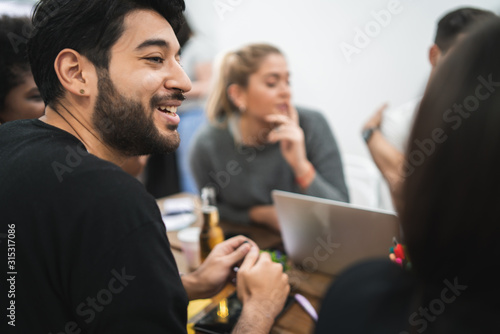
0;119;66;143
0;119;110;183
54;160;162;238
296;107;333;138
383;97;421;123
27;127;126;185
296;107;329;127
323;258;416;308
296;107;326;120
350;257;407;274
1;120;156;213
1;119;88;156
61;155;154;206
315;259;416;333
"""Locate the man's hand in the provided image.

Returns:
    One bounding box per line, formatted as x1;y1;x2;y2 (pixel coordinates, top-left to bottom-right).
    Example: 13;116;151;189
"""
182;236;257;300
362;103;387;131
232;247;290;333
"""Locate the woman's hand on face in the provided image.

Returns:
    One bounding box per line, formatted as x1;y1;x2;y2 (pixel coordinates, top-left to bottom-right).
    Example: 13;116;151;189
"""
266;105;310;176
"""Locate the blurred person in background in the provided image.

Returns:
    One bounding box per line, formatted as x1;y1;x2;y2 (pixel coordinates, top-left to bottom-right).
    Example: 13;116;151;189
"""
175;13;215;193
317;16;500;333
190;43;349;230
362;7;496;211
0;15;44;124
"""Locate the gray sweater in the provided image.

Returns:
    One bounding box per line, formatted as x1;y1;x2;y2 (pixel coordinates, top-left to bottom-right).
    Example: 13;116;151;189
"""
189;108;349;224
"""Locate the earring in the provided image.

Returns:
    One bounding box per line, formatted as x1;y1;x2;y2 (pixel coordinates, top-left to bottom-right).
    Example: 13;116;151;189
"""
80;89;85;95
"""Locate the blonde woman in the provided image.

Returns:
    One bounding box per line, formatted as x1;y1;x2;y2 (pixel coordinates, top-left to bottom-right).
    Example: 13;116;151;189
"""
190;43;349;230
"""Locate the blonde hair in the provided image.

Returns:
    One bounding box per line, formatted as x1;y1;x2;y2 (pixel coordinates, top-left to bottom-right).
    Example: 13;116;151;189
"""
206;43;282;123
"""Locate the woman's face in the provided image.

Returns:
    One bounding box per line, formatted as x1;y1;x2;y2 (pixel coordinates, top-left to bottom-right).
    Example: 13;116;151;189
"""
241;53;291;121
1;72;45;123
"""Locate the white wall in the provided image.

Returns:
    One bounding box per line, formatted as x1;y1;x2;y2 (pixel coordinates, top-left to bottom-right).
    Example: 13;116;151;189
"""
0;1;34;16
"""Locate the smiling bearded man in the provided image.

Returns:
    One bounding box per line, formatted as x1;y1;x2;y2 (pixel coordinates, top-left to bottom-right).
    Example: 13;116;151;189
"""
0;1;290;333
92;69;184;156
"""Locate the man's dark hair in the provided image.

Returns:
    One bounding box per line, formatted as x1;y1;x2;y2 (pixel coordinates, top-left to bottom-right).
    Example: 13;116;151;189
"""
176;13;192;49
27;0;186;107
434;7;496;53
0;15;33;112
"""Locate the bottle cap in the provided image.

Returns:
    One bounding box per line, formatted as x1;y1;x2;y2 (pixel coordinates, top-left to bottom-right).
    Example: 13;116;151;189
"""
201;186;217;207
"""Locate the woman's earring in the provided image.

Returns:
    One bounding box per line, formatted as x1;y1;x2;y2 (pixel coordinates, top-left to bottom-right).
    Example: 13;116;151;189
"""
80;89;85;95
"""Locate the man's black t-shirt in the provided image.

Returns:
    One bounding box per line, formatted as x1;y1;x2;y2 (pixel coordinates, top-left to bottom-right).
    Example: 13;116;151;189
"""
0;120;188;333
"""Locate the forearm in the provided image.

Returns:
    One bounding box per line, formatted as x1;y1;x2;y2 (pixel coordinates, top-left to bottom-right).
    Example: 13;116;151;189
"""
249;205;279;230
181;272;207;301
366;131;405;195
232;302;275;334
299;110;349;201
304;172;349;202
300;153;349;202
289;154;349;202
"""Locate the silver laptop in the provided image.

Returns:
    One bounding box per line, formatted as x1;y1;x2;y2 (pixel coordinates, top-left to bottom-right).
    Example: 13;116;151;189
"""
272;190;402;276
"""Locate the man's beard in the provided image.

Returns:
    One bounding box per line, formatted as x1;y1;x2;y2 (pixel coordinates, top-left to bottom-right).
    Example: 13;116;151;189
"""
92;70;181;156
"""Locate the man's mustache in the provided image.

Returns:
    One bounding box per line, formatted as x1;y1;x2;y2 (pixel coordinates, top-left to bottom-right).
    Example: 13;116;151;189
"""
151;91;186;107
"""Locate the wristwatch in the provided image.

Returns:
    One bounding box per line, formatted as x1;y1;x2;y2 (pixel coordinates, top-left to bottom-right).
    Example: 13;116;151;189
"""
362;126;378;144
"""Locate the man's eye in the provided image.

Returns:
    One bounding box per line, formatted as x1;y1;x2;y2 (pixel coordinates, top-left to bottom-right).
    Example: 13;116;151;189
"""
147;57;164;64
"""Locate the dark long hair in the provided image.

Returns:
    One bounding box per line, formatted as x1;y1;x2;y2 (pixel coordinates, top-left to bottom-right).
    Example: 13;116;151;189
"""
402;17;500;294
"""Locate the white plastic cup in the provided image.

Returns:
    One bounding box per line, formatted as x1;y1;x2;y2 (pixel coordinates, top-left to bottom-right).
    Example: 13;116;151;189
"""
177;227;201;270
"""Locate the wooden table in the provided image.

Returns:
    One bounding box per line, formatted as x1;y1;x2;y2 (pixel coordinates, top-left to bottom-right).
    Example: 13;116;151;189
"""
158;194;334;334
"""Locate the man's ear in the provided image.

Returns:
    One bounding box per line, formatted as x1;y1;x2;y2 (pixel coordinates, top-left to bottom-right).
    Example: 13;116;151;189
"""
227;83;247;110
428;44;442;68
54;49;94;98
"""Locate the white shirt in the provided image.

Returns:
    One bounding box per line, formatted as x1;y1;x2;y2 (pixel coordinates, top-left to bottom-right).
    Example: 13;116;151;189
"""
380;97;421;153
